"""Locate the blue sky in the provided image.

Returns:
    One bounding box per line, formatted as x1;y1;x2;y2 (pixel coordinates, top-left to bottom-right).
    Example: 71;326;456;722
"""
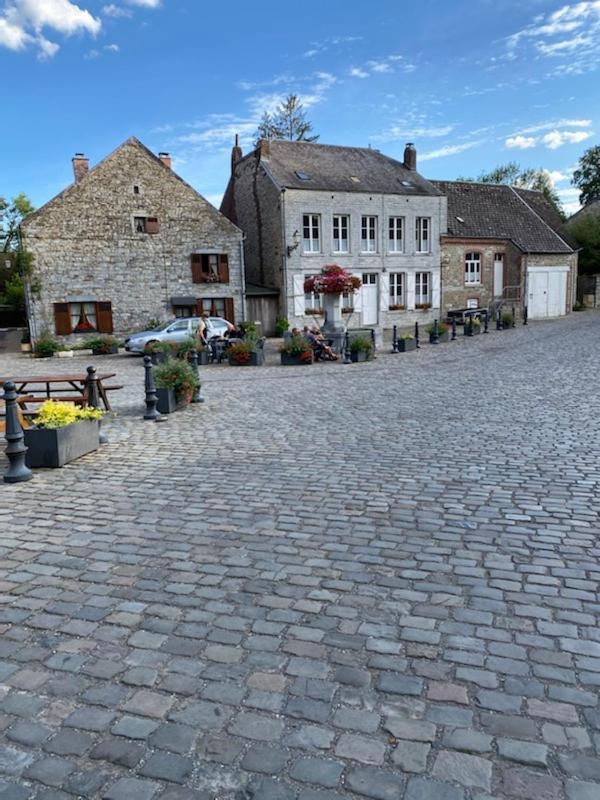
1;0;598;215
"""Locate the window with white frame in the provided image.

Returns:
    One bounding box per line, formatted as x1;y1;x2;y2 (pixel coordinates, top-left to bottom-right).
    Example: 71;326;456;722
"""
465;252;481;285
332;215;349;253
415;271;431;306
304;274;323;314
415;217;430;253
388;217;404;253
361;216;377;252
302;214;320;253
389;272;406;309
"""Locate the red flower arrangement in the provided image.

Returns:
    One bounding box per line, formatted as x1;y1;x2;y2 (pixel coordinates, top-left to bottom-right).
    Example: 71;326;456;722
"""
304;265;362;295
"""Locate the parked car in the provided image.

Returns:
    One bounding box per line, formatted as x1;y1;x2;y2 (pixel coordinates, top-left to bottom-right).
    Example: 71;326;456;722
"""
124;316;231;354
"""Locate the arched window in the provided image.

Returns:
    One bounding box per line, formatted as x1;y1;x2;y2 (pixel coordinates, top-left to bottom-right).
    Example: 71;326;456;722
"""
465;252;481;285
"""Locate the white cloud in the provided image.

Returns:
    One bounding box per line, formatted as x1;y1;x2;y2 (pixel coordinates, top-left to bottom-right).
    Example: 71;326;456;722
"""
102;4;132;17
368;60;392;73
518;118;592;134
420;141;483;161
0;0;101;57
374;124;455;142
548;169;569;183
125;0;161;6
537;33;593;55
542;129;593;149
505;135;537;149
0;16;29;49
349;67;369;78
104;42;119;51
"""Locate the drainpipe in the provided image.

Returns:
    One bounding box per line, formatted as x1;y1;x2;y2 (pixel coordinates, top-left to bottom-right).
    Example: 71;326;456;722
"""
281;189;288;318
239;233;247;321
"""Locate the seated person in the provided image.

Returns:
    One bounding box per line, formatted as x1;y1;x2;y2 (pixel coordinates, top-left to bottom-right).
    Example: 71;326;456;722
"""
303;326;337;361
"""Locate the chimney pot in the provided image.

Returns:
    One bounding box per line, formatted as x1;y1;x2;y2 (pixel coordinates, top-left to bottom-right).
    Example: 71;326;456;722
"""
231;134;243;172
159;152;172;169
72;153;89;182
404;142;417;171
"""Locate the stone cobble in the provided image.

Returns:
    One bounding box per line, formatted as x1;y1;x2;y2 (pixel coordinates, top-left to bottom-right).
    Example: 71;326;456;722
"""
0;313;599;798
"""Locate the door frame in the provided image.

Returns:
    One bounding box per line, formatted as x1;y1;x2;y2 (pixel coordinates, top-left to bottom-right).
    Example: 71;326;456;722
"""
361;272;379;325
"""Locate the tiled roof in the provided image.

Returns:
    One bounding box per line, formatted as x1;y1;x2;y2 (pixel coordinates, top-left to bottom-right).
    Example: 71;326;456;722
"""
257;140;442;196
432;180;574;254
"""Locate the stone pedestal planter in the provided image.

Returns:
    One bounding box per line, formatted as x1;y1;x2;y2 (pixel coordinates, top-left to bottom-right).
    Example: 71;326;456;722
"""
24;420;99;468
281;353;313;366
397;338;417;352
156;388;177;414
229;351;264;367
322;293;344;335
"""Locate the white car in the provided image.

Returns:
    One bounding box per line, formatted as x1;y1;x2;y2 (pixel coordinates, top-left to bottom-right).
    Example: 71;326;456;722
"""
124;316;231;353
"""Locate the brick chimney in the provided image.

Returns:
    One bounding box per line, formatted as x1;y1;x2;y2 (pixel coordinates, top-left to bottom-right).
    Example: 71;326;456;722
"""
159;152;172;169
258;138;270;159
72;153;89;182
231;134;243;172
403;142;417;171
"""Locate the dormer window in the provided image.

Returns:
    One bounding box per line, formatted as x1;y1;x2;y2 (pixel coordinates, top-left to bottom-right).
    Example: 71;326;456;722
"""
295;170;311;181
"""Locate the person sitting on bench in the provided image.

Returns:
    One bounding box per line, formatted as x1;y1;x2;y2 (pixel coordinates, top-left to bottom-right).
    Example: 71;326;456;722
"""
303;326;337;361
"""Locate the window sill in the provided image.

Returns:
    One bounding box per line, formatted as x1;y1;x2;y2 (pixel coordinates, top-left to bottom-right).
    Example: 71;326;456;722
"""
301;252;322;257
359;251;379;256
388;305;406;312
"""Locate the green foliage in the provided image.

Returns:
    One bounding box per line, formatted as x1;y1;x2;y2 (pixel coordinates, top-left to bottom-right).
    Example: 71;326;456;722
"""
153;358;199;401
176;336;204;359
239;320;257;335
279;335;312;356
400;333;415;340
255;94;319;144
572;145;600;207
569;215;600;275
426;322;449;335
87;335;119;353
34;332;61;358
461;162;564;216
349;334;373;353
501;311;514;326
35;400;102;429
274;316;289;336
0;193;34;252
146;318;162;330
0;273;25;309
146;339;173;353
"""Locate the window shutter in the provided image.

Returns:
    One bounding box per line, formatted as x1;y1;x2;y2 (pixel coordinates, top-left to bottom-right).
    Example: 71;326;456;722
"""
53;303;72;335
191;254;202;283
194;299;205;316
292;274;305;317
379;272;389;309
224;298;235;323
218;254;230;283
96;302;114;333
432;271;441;310
406;273;416;310
352;275;363;313
146;217;159;234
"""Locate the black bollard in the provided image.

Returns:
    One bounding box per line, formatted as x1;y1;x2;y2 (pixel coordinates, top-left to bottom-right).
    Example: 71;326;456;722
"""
511;305;516;328
496;310;502;331
483;311;489;334
190;351;205;404
523;305;528;326
86;366;107;444
343;331;352;364
451;318;457;341
391;324;398;353
143;355;161;421
415;321;420;349
431;319;440;345
2;382;33;484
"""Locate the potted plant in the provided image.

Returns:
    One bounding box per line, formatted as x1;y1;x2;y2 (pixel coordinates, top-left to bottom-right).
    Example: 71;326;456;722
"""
388;304;406;311
34;332;61;359
239;320;258;336
396;333;417;352
20;330;32;353
279;335;313;366
176;336;208;365
153;358;199;413
349;334;374;363
304;266;362;336
501;311;514;329
464;318;482;336
146;340;173;364
427;322;450;343
24;401;102;468
228;336;265;366
274;316;289;337
88;335;120;355
415;303;432;310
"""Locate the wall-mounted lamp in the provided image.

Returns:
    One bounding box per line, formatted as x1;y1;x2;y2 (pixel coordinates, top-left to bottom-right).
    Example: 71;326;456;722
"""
287;230;300;258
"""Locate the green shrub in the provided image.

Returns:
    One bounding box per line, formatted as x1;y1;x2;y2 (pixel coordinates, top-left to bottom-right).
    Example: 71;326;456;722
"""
501;312;513;326
146;339;173;354
275;316;289;336
239;320;257;335
349;334;373;353
426;322;449;335
400;333;415;340
176;336;205;359
279;335;312;356
34;332;60;358
153;359;199;402
87;334;119;353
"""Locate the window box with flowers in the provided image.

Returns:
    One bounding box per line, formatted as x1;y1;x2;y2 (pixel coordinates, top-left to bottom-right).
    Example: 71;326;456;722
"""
304;265;362;334
24;401;102;468
279;335;313;366
415;303;432;311
228;337;265;367
396;334;417;352
388;304;406;312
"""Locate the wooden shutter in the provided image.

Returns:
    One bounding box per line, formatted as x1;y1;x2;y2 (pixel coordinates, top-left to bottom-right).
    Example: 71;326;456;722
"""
191;254;202;283
224;298;235;323
54;303;72;335
146;217;159;234
96;302;114;333
218;254;230;283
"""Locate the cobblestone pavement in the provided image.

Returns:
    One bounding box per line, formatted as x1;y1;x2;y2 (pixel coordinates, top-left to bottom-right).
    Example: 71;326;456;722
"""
0;313;599;800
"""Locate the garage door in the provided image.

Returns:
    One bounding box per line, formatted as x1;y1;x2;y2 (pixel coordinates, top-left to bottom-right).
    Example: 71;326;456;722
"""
527;267;568;319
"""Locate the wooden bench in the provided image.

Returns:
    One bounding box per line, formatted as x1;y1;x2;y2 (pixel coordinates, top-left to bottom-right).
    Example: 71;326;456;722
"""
0;395;35;434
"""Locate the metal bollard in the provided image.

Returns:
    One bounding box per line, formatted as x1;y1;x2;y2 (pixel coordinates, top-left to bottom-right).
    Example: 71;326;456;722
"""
483;311;489;334
86;366;107;444
343;331;352;364
190;351;205;404
451;318;457;341
523;305;528;326
2;381;33;483
391;324;398;353
496;310;502;331
431;319;440;345
511;306;516;328
415;321;420;349
143;355;161;421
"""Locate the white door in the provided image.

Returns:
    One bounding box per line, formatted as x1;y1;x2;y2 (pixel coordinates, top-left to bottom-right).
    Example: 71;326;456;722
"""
494;256;504;298
361;273;378;325
527;267;568;319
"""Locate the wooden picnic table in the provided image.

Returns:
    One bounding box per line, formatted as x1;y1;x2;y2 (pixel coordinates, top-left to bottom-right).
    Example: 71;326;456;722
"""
0;373;117;411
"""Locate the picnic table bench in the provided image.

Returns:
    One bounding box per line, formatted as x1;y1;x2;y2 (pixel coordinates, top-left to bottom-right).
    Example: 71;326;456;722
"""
0;373;119;411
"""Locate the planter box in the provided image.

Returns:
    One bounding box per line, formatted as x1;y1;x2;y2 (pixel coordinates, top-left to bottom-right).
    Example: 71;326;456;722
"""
502;322;513;330
281;352;313;366
156;387;177;414
92;345;119;356
150;351;171;365
197;350;209;366
429;331;450;343
24;420;99;468
229;350;264;367
396;338;417;352
350;350;370;362
464;326;481;336
56;350;74;358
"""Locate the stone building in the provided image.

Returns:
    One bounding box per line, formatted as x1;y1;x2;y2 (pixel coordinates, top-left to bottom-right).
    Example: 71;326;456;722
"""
432;181;578;320
221;139;446;334
22;137;244;340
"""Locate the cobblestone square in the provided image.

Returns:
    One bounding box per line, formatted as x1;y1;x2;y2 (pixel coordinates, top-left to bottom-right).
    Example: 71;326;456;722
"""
0;313;599;799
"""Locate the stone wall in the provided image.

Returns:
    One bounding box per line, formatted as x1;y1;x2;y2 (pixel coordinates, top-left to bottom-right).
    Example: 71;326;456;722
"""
23;139;244;339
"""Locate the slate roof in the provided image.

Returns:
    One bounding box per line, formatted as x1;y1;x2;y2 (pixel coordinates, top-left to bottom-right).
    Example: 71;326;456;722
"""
432;180;574;254
257;140;442;196
568;197;600;224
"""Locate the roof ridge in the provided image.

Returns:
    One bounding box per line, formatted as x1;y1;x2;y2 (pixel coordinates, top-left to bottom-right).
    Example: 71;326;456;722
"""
507;185;573;252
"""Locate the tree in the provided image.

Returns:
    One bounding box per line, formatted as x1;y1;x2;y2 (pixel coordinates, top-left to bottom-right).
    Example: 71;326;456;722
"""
459;162;564;218
568;214;600;275
0;193;34;251
572;145;600;207
254;94;319;144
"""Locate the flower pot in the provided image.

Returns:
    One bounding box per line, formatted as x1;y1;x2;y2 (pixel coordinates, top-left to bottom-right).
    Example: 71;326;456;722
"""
281;353;313;366
350;350;369;362
229;351;264;367
197;350;209;366
150;351;170;365
24;420;99;468
92;345;119;356
397;338;417;352
156;387;177;414
429;331;450;343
